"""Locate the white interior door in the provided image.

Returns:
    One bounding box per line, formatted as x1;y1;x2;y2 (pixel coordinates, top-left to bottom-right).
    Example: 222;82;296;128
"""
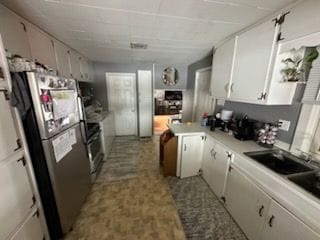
106;73;137;136
193;68;213;122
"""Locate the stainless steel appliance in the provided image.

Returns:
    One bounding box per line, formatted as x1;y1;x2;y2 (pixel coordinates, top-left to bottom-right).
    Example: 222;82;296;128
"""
77;82;104;181
86;123;103;181
20;72;91;239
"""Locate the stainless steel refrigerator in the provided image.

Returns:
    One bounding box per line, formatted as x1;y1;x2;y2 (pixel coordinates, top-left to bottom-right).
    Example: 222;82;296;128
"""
20;72;91;239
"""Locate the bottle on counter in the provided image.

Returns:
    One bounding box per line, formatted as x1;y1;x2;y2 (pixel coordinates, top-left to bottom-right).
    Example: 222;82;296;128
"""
200;112;209;126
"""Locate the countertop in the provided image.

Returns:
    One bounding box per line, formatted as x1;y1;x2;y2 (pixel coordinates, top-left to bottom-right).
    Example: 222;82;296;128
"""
168;123;320;234
86;111;111;123
168;123;267;154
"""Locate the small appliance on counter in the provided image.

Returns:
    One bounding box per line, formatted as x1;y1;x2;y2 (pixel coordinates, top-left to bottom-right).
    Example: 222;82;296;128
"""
232;115;258;141
218;109;233;132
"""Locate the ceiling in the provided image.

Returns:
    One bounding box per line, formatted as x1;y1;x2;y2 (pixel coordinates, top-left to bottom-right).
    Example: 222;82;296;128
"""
1;0;298;65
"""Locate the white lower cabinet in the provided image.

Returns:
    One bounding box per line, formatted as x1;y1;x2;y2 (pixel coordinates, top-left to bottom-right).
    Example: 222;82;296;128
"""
225;165;320;240
180;135;205;178
202;136;231;199
0;157;35;240
11;211;44;240
261;200;320;240
225;166;271;240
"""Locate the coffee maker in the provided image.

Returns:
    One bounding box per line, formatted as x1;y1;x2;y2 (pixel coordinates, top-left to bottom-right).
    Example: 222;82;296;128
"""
232;115;257;141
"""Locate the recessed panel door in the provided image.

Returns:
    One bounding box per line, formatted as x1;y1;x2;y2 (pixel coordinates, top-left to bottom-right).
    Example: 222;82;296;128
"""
107;73;137;136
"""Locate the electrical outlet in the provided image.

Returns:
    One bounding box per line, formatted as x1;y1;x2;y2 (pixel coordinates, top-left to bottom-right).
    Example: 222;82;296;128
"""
278;119;291;131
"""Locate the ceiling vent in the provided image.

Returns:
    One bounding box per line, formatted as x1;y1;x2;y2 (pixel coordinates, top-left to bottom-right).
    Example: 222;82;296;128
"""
130;43;148;50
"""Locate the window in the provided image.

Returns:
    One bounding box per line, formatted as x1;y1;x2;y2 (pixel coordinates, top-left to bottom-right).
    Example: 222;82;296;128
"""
291;104;320;161
311;118;320;154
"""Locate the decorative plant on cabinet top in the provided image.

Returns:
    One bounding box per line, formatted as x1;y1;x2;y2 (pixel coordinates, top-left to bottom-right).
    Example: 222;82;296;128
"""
280;46;319;83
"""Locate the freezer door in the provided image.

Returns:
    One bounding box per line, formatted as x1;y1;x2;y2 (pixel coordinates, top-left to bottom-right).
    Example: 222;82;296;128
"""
42;123;91;234
27;72;80;139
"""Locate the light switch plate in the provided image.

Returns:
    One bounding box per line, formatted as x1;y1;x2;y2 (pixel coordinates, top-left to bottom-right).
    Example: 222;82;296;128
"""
279;119;291;131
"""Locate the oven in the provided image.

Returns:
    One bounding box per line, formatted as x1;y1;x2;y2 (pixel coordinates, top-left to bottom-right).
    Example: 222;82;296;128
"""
86;123;103;181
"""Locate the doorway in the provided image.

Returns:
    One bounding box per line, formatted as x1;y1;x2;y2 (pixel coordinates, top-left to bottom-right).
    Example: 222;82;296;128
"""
106;73;137;136
192;67;213;122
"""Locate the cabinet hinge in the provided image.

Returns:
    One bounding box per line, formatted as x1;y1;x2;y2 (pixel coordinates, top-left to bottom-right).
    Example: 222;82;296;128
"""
272;11;290;26
258;92;267;101
228;165;233;172
14;138;22;151
32;209;40;218
201;136;205;141
17;157;26;166
20;22;27;32
220;196;226;203
0;88;10;100
277;32;285;42
30;195;36;208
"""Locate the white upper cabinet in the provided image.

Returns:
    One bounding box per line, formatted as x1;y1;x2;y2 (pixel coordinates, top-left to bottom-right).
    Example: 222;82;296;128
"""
26;25;57;70
281;0;320;42
80;57;91;82
53;40;71;78
69;50;82;80
229;19;279;103
0;5;31;59
260;200;320;240
210;37;237;99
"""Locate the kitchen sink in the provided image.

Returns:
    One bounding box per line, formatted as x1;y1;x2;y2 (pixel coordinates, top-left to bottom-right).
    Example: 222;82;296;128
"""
288;172;320;199
244;150;314;175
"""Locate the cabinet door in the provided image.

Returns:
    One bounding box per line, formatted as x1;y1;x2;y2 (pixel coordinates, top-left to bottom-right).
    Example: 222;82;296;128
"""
0;5;31;59
209;143;231;198
27;25;57;69
261;200;320;240
80;58;90;82
53;40;71;78
69;50;82;80
0;90;20;162
202;135;216;185
180;135;204;178
225;166;271;240
230;20;278;102
281;0;320;42
0;158;35;239
210;37;237;99
11;211;44;240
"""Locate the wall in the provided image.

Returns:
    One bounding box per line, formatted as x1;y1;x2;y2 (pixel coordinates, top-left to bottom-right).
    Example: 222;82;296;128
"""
154;64;188;90
182;54;213;122
93;61;188;110
93;61;153;110
215;85;305;144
